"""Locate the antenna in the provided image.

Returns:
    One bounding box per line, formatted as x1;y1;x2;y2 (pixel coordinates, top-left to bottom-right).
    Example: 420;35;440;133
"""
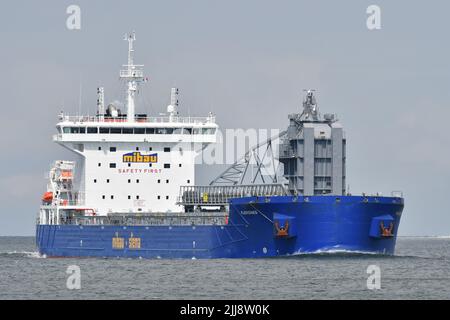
300;89;319;121
97;87;105;120
78;80;82;117
124;31;136;67
120;31;146;122
167;88;179;121
170;87;179;108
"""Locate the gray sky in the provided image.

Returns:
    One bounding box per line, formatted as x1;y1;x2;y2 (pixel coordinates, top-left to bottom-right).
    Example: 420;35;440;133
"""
0;0;449;236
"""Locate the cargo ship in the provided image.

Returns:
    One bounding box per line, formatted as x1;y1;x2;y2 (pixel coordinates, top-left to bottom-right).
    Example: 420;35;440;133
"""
36;33;404;258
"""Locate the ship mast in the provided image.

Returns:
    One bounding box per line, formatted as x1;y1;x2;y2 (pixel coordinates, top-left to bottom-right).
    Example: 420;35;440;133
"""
120;32;146;122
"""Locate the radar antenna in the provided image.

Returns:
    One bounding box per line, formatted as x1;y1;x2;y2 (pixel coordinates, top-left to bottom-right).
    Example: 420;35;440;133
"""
299;89;319;121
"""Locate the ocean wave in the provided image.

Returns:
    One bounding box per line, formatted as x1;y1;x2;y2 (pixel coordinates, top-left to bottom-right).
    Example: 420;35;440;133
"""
399;236;450;240
0;251;46;259
284;247;390;257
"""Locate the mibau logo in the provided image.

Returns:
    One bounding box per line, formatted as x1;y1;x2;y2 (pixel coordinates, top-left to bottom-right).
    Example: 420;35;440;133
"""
122;152;158;163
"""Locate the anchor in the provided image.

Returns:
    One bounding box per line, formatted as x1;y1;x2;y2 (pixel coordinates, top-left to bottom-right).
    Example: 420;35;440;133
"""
274;220;289;237
380;221;394;237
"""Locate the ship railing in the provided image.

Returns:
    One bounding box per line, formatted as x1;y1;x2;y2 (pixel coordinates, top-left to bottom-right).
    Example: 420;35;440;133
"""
40;192;86;207
177;184;288;206
57;200;85;206
391;191;403;198
58;115;216;124
119;69;144;78
60;212;228;226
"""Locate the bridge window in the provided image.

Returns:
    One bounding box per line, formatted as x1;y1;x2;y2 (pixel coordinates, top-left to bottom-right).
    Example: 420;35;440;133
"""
87;127;98;134
182;128;192;134
79;127;86;133
109;163;116;168
154;128;174;134
202;128;215;134
164;164;170;169
110;128;121;134
122;128;133;134
164;147;171;152
146;128;155;134
99;127;109;134
70;127;80;134
110;147;116;152
134;128;145;134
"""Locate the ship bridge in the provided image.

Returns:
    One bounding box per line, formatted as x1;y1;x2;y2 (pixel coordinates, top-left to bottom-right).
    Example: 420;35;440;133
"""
53;114;217;144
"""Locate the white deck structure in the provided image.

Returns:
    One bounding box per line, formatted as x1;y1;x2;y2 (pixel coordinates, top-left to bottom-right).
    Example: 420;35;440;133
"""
40;33;217;224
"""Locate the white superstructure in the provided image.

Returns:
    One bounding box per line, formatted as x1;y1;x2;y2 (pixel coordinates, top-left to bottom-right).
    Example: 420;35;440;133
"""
40;33;217;222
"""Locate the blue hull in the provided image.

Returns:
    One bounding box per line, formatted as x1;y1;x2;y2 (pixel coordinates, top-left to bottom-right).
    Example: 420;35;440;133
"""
36;195;404;258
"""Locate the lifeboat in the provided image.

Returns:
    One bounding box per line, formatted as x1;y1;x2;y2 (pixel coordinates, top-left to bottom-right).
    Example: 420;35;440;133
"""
60;170;73;179
42;192;53;203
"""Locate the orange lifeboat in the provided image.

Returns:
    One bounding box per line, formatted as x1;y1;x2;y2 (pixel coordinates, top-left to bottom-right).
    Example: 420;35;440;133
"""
60;170;73;179
42;192;53;203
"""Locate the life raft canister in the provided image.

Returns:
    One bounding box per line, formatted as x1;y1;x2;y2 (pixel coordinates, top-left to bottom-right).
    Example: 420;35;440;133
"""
42;192;53;202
